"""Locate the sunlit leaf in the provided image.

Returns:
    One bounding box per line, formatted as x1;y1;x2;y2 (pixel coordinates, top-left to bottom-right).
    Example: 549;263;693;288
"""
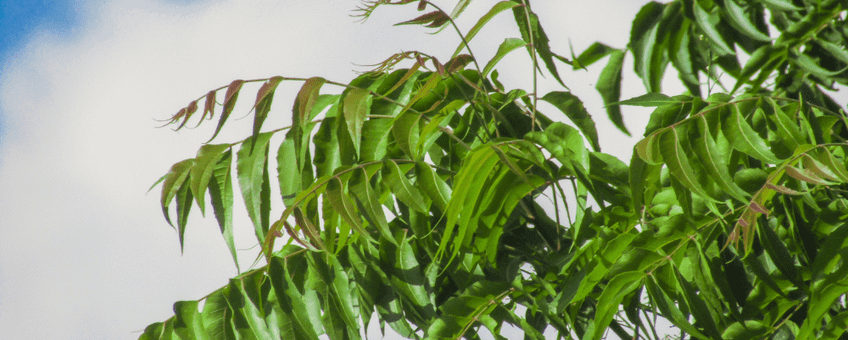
692;2;735;56
452;1;520;58
237;131;276;244
722;0;771;42
343;88;369;156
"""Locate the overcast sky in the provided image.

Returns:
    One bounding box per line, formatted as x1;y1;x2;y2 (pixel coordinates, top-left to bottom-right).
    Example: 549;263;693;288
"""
0;0;683;339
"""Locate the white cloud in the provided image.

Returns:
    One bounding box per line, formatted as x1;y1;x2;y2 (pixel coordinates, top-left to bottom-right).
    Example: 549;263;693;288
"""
0;1;651;339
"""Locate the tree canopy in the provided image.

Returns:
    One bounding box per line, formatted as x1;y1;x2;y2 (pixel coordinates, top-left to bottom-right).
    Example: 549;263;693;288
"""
143;0;848;339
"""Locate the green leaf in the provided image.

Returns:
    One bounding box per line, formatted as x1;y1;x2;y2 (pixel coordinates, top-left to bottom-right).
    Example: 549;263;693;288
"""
175;179;193;252
692;116;749;203
595;50;629;135
629;1;666;92
482;38;527;78
325;177;373;243
208;79;245;143
190;144;232;215
237;131;275;244
575;42;617;69
692;2;735;56
160;159;195;228
540;91;600;151
415;162;451;212
760;0;802;11
342;88;369;156
174;301;209;340
229;276;275;339
588;271;643;340
722;106;782;164
723;321;769;340
645;276;711;339
393;232;433;310
349;167;395;244
392;110;421;159
722;0;771;42
268;257;322;340
635;130;664;164
614;92;681;107
512;4;567;87
207;149;238;271
383;160;429;213
440;145;501;259
452;1;520;58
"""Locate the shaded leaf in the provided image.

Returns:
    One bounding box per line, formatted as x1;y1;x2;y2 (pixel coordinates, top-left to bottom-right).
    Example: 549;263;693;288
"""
595;50;629;135
541;91;600;151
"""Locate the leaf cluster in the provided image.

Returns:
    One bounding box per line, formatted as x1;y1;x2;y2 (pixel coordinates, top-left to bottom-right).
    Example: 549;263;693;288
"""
143;1;848;340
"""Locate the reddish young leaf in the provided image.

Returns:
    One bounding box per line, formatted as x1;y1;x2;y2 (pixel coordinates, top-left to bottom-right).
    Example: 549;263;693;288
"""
395;11;449;27
208;79;245;142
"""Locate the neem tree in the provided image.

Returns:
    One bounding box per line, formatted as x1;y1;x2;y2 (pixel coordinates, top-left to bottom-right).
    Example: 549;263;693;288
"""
143;0;848;339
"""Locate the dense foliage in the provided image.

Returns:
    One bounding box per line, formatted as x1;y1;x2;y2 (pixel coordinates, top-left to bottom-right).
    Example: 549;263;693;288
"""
142;0;848;339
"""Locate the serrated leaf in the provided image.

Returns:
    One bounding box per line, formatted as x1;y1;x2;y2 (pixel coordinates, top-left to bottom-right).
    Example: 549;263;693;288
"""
813;148;848;182
415;162;450;212
343;88;369;156
208;79;244;143
229;277;275;340
660;127;717;201
635;130;664;164
540;91;600;151
785;165;834;185
237;131;275;244
722;0;771;41
613;92;680;107
595;50;629;135
251;76;284;142
440;145;500;259
268;257;322;340
452;1;520;58
722;106;782;164
175;179;193;252
383;160;429;213
512;4;567;87
190;144;232;214
588;271;644;340
692;116;749;202
293;77;326;127
207;149;238;271
201;90;216;123
392;110;421;159
629;1;665;93
349;167;395;244
692;2;735;56
326;177;373;244
160;159;195;228
794;52;848;77
482;38;527;78
575;42;617;69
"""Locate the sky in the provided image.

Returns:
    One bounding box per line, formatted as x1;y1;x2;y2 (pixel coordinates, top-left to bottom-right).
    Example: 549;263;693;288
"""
0;0;771;339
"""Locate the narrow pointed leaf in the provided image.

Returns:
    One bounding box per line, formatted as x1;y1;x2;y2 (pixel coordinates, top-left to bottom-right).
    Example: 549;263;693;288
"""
293;77;326;127
175;180;193;252
251;76;284;141
160;159;195;227
692;116;749;202
595;50;629;135
343;88;369;156
383;160;429;213
660;127;716;200
693;3;735;55
722;106;782;164
208;79;244;142
482;38;526;78
452;1;520;58
350;168;395;244
325;177;374;243
237;131;275;244
540;91;600;151
512;5;567;87
190;144;232;214
722;0;771;41
207;149;238;270
415;162;451;212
